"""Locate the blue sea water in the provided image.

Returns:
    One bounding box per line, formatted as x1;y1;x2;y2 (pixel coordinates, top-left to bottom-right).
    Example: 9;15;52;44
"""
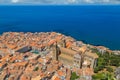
0;5;120;50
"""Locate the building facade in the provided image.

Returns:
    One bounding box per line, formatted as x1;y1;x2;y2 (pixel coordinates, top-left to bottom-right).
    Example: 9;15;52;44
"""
52;42;98;69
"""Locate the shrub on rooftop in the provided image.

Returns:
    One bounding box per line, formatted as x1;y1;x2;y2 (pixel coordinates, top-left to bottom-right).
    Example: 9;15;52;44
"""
33;66;39;71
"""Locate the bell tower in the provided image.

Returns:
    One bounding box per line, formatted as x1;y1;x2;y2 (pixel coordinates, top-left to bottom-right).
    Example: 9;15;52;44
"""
57;39;66;48
52;42;59;61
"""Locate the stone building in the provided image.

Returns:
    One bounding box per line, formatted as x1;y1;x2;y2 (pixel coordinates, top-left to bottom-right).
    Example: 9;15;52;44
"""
73;53;82;69
52;43;59;61
52;42;98;69
83;51;98;68
58;47;77;68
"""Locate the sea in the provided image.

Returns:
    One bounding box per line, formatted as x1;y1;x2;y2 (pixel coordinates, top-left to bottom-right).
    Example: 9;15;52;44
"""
0;5;120;50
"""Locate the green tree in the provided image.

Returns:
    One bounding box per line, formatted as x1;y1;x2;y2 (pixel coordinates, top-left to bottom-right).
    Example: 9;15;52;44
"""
92;72;116;80
106;66;113;73
70;72;80;80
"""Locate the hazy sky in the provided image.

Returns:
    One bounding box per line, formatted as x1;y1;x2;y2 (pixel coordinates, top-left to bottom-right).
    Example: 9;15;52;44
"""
0;0;120;4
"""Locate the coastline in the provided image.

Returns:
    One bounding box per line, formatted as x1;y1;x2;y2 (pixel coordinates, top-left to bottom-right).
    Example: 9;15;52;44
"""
0;5;120;50
0;31;119;80
1;31;120;52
